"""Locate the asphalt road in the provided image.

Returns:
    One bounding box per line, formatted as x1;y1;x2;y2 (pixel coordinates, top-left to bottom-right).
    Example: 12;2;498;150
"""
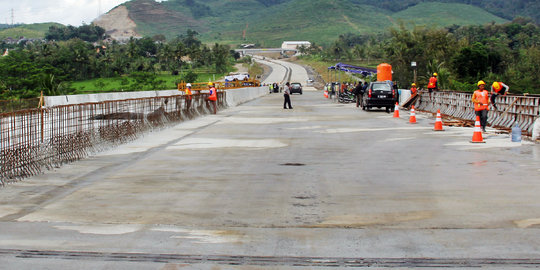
1;63;540;269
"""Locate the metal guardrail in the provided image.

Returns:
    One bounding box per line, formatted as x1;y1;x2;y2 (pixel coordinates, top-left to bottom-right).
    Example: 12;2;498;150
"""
0;92;226;185
177;79;260;91
415;90;540;134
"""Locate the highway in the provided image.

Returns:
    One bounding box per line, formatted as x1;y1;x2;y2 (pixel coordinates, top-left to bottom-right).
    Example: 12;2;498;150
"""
1;60;540;269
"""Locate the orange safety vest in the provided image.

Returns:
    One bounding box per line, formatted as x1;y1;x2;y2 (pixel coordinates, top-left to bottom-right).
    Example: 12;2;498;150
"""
411;87;417;95
493;82;503;93
208;87;217;101
472;89;490;111
185;87;192;100
427;77;437;89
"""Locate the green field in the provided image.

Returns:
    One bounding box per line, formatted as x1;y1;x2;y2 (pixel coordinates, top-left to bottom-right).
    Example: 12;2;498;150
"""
70;72;227;94
0;23;63;40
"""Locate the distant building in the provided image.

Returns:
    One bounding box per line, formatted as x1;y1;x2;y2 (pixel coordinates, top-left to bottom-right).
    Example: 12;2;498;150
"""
281;41;311;50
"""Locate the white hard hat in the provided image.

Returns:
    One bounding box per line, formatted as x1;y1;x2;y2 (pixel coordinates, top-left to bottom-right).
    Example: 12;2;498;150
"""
186;83;192;87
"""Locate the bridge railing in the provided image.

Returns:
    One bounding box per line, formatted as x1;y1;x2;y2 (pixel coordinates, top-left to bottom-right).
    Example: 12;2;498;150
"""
0;92;227;186
177;79;261;91
415;90;540;134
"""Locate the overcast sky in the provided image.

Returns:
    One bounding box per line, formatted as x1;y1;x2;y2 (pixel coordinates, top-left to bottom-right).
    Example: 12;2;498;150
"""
0;0;164;26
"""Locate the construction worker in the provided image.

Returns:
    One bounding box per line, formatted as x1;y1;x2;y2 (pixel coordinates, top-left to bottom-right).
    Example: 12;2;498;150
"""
208;82;217;114
184;83;193;110
490;81;509;110
410;83;418;96
472;80;490;132
427;73;438;99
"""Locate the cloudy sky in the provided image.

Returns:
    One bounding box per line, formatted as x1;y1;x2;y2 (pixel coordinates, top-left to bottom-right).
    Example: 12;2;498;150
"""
0;0;162;26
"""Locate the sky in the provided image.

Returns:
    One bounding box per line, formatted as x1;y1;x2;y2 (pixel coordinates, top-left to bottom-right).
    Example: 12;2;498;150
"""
0;0;164;26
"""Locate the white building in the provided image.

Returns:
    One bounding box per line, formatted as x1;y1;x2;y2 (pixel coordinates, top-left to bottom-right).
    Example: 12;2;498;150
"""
281;41;311;50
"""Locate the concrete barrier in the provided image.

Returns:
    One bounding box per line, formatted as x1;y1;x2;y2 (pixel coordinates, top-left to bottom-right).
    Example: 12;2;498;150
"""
225;86;269;107
44;90;181;107
45;87;269;108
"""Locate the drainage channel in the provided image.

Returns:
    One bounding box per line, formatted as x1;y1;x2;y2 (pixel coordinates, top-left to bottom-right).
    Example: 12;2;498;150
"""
1;249;540;267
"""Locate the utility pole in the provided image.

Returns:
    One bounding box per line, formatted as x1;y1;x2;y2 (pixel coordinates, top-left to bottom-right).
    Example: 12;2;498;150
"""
11;8;14;25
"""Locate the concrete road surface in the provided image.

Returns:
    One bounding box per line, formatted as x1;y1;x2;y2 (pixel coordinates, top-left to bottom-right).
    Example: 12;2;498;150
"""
1;78;540;268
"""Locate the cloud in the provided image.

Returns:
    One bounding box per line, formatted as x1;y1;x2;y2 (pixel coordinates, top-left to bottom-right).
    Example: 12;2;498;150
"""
0;0;131;26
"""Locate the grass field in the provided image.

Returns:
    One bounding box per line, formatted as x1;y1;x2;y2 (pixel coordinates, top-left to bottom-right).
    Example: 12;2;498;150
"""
0;23;63;40
70;72;227;94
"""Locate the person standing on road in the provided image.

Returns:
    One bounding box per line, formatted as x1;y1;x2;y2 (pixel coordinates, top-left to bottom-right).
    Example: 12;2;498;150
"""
353;81;363;107
208;82;218;114
184;83;193;110
472;80;490;132
283;82;293;109
490;81;509;110
427;73;438;99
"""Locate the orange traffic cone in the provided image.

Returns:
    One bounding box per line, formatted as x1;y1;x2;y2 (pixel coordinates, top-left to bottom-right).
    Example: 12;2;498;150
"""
433;109;444;131
409;106;417;124
470;116;485;143
323;90;329;99
393;102;400;118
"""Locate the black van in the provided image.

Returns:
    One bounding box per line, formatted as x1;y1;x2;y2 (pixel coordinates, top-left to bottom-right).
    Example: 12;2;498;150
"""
360;81;397;112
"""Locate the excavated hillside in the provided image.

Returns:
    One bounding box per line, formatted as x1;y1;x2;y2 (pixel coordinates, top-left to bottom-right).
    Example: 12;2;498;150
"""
93;6;140;41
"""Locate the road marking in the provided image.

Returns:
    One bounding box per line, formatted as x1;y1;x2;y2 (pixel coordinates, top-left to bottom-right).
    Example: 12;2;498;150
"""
167;138;287;150
54;224;143;235
320;127;431;134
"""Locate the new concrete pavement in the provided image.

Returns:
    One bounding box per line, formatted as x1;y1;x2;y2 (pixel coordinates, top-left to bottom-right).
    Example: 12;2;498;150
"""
1;66;540;269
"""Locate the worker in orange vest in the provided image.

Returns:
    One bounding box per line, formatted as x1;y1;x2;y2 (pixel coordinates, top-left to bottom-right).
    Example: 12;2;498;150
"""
490;81;509;110
471;80;490;132
208;82;217;114
427;73;438;99
184;83;193;110
410;83;417;96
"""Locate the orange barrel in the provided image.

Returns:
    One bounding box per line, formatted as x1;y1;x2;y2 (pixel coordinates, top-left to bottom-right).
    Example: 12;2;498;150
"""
377;63;392;82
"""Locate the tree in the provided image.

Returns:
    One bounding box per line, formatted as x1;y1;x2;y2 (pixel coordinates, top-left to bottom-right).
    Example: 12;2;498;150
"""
451;42;489;80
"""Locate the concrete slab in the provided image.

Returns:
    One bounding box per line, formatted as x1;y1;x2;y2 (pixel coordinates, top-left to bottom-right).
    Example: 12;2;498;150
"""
1;85;540;269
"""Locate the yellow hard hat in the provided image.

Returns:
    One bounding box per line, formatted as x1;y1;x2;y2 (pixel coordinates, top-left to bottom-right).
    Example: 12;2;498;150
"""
412;83;416;86
477;80;486;86
433;73;438;76
492;81;500;90
208;82;214;86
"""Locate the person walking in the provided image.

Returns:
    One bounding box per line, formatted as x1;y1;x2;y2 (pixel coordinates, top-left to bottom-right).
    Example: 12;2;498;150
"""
472;80;490;132
283;82;293;109
490;81;509;110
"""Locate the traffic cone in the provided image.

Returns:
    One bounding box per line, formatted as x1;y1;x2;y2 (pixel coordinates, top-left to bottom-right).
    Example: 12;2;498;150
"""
409;106;417;124
393;102;400;118
470;116;485;143
323;90;329;99
433;109;444;131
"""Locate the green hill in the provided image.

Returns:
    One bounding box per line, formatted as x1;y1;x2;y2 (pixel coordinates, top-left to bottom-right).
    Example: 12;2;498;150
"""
0;23;63;40
117;0;510;46
393;2;507;26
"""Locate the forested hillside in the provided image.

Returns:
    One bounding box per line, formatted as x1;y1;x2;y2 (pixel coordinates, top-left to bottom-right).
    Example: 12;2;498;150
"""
111;0;511;46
